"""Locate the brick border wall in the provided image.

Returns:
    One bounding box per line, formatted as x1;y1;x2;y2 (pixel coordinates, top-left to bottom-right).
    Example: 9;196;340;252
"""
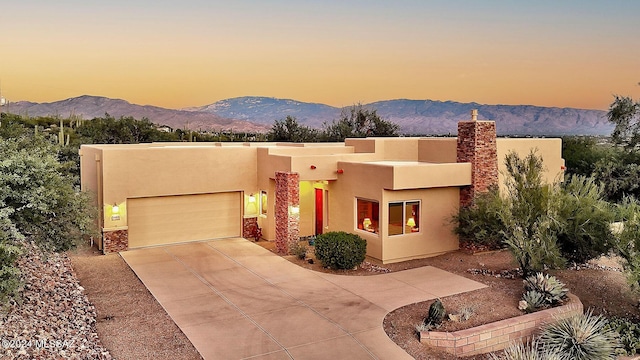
103;229;128;253
419;293;583;357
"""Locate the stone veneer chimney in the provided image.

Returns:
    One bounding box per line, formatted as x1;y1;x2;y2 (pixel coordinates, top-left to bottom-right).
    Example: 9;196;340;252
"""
457;109;498;207
274;171;300;254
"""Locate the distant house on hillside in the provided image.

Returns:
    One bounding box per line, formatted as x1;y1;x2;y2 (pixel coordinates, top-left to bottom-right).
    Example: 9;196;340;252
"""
80;111;564;264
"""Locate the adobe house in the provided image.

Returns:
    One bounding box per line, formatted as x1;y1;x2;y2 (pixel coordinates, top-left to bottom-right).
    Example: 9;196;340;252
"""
80;111;564;264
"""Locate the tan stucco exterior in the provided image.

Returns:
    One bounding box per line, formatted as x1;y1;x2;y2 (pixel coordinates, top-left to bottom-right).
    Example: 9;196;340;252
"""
81;126;564;263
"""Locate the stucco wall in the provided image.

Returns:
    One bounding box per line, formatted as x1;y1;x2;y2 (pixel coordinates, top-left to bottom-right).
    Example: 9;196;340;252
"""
382;188;460;263
96;145;258;229
496;138;565;191
418;138;458;163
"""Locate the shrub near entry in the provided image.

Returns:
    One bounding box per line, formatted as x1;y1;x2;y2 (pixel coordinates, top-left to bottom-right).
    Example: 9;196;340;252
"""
314;231;366;270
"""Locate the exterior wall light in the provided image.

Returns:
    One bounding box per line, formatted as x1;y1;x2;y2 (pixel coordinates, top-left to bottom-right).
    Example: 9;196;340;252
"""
337;169;344;174
289;205;300;216
310;165;316;170
248;194;256;203
112;204;120;214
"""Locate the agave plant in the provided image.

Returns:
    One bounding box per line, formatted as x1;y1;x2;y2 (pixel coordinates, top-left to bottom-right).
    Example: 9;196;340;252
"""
524;273;569;306
520;290;546;313
539;311;619;360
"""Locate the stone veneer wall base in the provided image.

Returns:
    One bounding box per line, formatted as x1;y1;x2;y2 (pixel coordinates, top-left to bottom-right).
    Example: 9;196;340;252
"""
103;229;128;254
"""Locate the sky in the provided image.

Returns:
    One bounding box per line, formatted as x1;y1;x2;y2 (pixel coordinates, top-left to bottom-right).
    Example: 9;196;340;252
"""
1;1;638;110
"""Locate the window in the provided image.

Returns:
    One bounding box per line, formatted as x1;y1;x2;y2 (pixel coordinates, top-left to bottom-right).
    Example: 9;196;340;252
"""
260;190;268;215
388;200;420;236
356;198;379;234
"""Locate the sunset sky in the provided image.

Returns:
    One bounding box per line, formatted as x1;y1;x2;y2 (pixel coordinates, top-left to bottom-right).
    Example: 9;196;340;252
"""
1;1;638;110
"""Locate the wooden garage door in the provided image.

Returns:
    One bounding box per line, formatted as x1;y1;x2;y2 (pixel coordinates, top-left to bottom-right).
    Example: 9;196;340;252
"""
127;192;241;248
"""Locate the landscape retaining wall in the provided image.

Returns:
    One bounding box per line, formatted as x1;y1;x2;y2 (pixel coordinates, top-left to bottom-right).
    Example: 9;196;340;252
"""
419;293;582;357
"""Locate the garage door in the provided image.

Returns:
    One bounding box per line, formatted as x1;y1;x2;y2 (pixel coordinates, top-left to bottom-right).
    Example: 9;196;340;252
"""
127;192;241;248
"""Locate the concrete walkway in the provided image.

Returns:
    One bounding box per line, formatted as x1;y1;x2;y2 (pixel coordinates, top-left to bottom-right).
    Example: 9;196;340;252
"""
121;238;486;360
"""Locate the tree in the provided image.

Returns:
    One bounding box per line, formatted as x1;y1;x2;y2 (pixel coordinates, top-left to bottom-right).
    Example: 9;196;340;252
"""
321;104;399;142
561;136;610;177
457;151;615;276
75;114;176;144
608;95;640;150
593;150;640;202
267;116;318;142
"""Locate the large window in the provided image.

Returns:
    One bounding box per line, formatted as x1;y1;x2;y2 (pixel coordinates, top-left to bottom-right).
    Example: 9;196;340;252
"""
388;200;420;236
356;198;379;234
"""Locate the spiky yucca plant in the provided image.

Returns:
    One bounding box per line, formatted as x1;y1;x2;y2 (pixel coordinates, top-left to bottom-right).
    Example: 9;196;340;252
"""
524;273;569;305
539;311;619;360
489;339;561;360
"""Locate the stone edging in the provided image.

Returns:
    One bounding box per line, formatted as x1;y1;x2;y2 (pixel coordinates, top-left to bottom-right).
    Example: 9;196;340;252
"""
419;293;583;357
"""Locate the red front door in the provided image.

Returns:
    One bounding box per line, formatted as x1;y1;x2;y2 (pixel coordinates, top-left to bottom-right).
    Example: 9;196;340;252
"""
315;188;323;235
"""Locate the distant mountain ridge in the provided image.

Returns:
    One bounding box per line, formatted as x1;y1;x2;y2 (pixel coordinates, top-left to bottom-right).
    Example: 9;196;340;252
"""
7;95;270;133
5;95;612;135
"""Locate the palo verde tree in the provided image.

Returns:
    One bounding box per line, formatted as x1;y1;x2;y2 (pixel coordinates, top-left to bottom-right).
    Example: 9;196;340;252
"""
321;104;399;142
609;95;640;150
591;95;640;201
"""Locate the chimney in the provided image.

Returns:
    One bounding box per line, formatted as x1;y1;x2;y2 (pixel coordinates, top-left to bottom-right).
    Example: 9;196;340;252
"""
457;110;498;207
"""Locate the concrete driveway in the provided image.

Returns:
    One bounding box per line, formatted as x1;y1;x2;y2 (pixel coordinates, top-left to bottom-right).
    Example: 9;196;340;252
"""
121;238;486;360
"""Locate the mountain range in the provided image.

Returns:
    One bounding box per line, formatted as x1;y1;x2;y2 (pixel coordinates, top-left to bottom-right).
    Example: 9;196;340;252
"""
5;95;613;136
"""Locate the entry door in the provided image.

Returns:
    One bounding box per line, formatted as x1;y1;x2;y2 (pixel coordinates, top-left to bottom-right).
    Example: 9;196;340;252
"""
315;188;323;235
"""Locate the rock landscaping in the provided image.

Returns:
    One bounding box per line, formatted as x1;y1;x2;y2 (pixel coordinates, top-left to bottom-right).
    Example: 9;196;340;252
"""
0;242;111;359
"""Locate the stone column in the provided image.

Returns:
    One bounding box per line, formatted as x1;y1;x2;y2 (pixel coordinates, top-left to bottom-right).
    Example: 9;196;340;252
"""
103;229;128;253
457;111;498;207
274;171;300;254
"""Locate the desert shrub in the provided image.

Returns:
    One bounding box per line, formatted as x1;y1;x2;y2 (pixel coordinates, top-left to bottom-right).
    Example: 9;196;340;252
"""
0;137;98;251
314;231;366;270
501;217;565;277
0;240;22;305
613;197;640;290
606;317;640;356
453;187;506;249
539;311;619;360
554;175;615;264
289;241;308;260
0;205;24;305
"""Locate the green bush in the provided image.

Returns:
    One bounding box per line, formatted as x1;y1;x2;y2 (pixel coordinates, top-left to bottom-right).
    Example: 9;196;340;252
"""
613;197;640;291
453;187;506;249
555;175;615;264
0;206;23;305
314;231;366;270
606;317;640;356
539;311;619;360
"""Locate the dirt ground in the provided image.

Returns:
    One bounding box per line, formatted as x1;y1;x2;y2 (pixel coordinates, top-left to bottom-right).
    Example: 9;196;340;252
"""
68;244;202;360
69;239;640;360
